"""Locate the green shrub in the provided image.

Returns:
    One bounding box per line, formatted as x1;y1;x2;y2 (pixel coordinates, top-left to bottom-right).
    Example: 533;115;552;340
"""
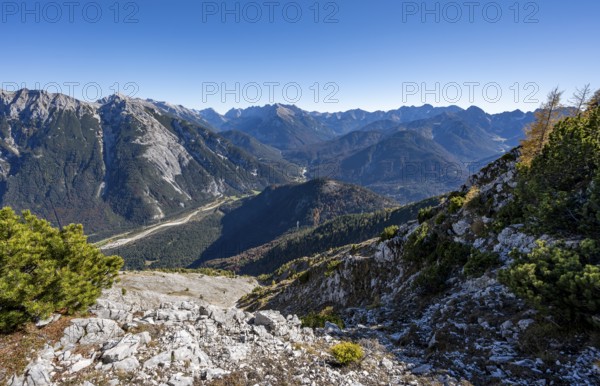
301;306;344;329
448;195;466;214
250;286;264;294
413;263;449;294
257;273;272;283
402;222;473;294
470;218;486;236
434;213;447;225
0;208;123;332
499;240;600;327
412;240;474;294
418;206;435;223
330;342;364;365
493;199;524;231
403;223;433;265
121;288;127;296
463;186;482;211
379;225;399;241
325;260;342;277
464;250;501;277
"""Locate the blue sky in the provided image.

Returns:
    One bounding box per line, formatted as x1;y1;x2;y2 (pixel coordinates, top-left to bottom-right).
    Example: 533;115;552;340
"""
1;0;598;113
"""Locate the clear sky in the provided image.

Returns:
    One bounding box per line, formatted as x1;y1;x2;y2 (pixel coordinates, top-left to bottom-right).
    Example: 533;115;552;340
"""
1;0;598;114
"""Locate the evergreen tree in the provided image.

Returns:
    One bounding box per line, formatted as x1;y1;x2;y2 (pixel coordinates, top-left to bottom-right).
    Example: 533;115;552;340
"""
0;208;123;332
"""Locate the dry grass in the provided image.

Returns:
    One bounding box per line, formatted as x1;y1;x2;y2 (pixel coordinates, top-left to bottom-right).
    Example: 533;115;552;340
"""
55;369;113;386
0;316;74;384
463;186;481;211
127;322;166;339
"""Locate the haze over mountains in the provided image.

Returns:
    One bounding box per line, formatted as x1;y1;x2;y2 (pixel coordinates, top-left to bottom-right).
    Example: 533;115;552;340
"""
0;88;534;244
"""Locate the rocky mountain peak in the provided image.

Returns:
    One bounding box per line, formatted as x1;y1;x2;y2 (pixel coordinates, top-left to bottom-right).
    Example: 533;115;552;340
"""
0;88;87;122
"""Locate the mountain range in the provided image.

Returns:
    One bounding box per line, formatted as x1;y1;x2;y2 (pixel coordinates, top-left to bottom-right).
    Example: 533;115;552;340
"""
0;88;535;242
0;89;295;238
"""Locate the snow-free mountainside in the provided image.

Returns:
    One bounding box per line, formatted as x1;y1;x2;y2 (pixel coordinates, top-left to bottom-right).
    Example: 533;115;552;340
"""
1;90;599;386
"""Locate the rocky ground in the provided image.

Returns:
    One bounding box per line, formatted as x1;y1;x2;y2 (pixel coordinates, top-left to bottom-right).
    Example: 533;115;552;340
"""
7;152;600;385
7;272;465;386
240;152;600;386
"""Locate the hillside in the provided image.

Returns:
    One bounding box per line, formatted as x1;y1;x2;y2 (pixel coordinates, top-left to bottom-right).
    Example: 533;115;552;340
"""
240;106;600;385
193;178;398;265
282;107;534;204
108;179;397;269
3;271;465;386
204;196;440;275
219;130;303;179
288;130;467;205
334;130;466;202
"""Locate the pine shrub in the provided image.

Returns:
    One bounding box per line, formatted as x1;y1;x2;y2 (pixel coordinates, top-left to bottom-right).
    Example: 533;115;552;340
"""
499;240;600;327
0;208;123;332
379;225;399;241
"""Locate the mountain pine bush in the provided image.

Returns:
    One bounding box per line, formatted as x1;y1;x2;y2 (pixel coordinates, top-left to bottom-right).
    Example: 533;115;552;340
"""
499;240;600;327
379;225;399;241
301;306;344;329
0;208;123;332
501;102;600;328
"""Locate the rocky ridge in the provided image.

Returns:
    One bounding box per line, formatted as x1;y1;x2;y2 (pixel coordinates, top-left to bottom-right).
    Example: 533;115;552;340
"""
7;273;462;386
241;150;600;385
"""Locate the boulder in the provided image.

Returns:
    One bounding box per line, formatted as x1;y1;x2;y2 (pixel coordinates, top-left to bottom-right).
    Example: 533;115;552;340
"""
112;357;140;372
70;358;94;373
254;310;286;326
61;318;124;346
102;333;149;363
